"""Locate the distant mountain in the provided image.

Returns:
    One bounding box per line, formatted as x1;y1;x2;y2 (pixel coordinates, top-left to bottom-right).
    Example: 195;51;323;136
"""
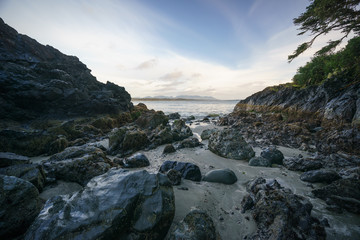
133;95;218;100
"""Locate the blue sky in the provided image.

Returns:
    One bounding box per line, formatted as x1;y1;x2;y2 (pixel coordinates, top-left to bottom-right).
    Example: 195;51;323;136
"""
0;0;342;99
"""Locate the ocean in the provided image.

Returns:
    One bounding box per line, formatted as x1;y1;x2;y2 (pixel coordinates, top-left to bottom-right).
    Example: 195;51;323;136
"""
132;100;239;118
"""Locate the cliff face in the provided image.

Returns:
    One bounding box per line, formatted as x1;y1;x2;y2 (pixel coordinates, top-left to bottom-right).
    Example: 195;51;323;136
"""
236;77;360;124
0;18;132;120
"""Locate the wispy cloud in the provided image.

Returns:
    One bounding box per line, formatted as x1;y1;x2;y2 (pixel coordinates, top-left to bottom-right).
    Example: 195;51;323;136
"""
136;59;158;70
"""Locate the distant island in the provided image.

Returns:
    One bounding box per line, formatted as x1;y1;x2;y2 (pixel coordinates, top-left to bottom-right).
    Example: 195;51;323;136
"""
132;95;218;101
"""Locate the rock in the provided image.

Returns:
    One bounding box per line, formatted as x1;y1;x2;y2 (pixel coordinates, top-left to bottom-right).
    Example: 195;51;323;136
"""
0;163;46;192
108;127;149;156
135;110;168;130
0;175;42;239
159;160;202;182
166;169;182;185
208;128;255;160
312;178;360;214
248;156;272;167
0;152;30;167
242;177;326;240
168;112;181;120
203;168;237;184
187;115;196;121
120;153;150;168
168;210;220;240
25;169;175;240
0;18;132;121
283;157;323;172
163;144;176;154
200;129;217;140
171;119;193;141
43;145;112;186
176;137;202;149
300;170;341;183
260;146;284;165
48;137;69;154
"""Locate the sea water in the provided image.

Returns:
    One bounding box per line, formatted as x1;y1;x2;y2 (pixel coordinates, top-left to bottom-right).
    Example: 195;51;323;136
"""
132;100;239;118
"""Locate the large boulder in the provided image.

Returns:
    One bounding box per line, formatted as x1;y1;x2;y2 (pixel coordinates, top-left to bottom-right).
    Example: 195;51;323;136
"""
0;163;46;192
43;145;112;186
241;177;326;240
208;128;255;160
312;178;360;214
202;168;237;185
300;169;341;184
168;210;220;240
200;129;216;140
0;18;132;121
159;160;202;182
0;175;42;239
25;170;175;240
260;146;284;165
175;137;202;150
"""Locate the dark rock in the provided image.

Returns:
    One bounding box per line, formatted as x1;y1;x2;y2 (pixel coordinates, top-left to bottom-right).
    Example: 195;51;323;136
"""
242;177;326;240
168;210;220;240
108;127;149;156
200;129;217;140
0;18;132;121
208;128;255;160
48;137;68;154
176;137;202;149
260;146;284;165
0;152;30;167
248;156;272;167
168;112;181;120
163;144;176;154
203;168;237;184
312;178;360;214
166;169;182;185
0;163;46;192
43;145;111;186
135;110;168;130
0;175;42;239
171;119;193;140
25;169;175;240
120;153;150;168
187;115;196;121
159;160;202;182
283;157;323;172
300;170;341;183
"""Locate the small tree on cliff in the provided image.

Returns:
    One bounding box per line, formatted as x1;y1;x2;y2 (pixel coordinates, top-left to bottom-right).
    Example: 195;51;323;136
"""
288;0;360;62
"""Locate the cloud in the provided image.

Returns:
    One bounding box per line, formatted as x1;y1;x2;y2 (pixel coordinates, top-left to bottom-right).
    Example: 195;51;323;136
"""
159;71;184;81
136;59;158;70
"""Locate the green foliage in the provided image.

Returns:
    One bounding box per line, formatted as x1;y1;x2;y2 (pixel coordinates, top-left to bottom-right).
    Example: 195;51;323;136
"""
292;36;360;87
289;0;360;62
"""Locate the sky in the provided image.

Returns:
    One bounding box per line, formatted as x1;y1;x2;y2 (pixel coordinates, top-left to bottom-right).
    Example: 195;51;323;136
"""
0;0;345;99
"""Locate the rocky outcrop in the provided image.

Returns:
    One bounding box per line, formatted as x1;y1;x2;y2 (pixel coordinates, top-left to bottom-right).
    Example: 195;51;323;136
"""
241;177;326;240
237;77;359;124
168;210;220;240
0;18;132;121
25;169;175;240
283;156;323;172
260;146;284;165
0;175;42;239
208;128;255;160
